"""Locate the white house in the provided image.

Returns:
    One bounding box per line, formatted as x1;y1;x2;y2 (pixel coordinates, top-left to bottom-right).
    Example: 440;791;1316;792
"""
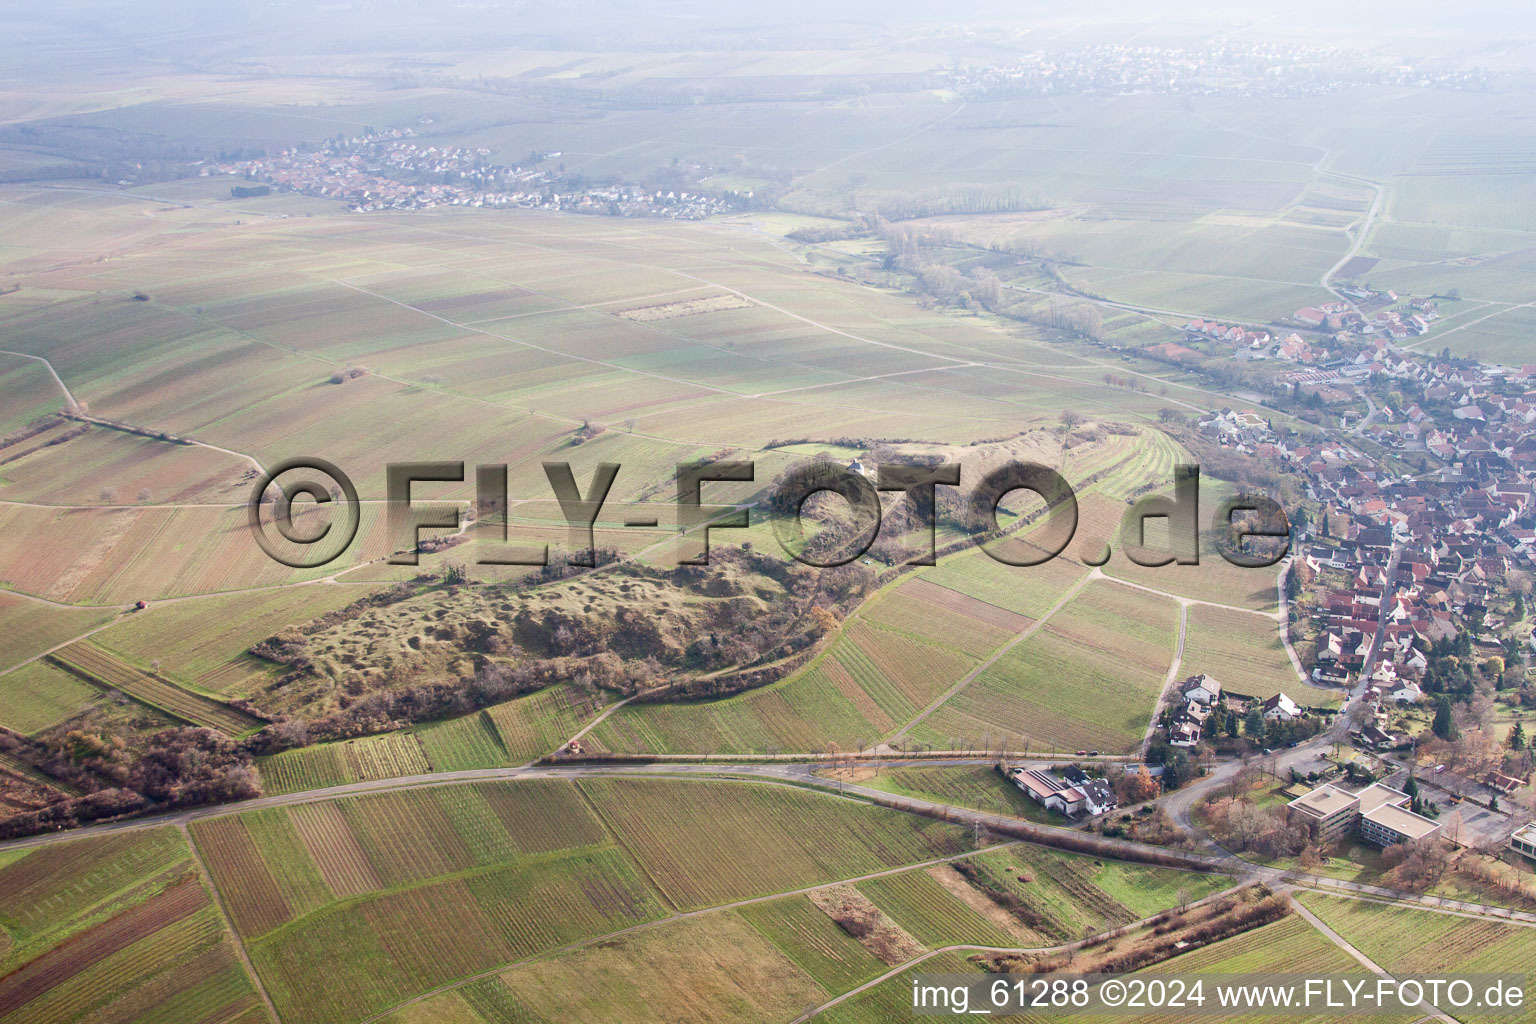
1180;673;1222;704
1263;692;1302;721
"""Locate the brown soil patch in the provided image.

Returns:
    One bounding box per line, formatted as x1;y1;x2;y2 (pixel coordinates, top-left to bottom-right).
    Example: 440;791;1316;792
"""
193;817;293;937
617;294;754;321
821;656;894;735
46;508;142;601
926;863;1041;944
808;884;925;965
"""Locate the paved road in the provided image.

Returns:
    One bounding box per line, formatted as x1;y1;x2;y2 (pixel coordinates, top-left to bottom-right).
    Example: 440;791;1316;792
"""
1319;171;1386;311
11;754;1530;929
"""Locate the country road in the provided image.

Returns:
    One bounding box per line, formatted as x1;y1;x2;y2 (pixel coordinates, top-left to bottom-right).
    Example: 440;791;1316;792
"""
6;754;1530;929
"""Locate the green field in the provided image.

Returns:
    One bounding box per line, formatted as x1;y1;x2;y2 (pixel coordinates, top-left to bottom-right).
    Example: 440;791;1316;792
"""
856;867;1021;947
0;827;269;1024
0;659;104;734
380;912;835;1024
917;580;1178;753
1296;892;1536;1016
180;777;984;1023
959;844;1229;943
89;586;367;692
853;763;1063;823
256;732;431;796
0;595;118;680
0;25;1522;1023
1181;603;1339;706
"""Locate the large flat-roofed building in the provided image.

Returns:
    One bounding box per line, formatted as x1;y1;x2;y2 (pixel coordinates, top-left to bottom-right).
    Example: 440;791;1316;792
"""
1359;801;1442;847
1509;823;1536;863
1355;782;1409;815
1287;781;1440;848
1286;784;1360;843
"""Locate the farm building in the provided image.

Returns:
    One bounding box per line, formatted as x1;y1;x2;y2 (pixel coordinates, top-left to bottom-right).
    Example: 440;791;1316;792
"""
1009;766;1116;817
1011;768;1086;816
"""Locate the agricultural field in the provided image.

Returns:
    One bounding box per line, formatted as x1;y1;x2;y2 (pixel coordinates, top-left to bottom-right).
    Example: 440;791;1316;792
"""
859;578;1024;659
808;912;1388;1024
0;355;64;435
849;763;1063;823
0;593;118;675
413;710;511;771
256;732;430;796
589;573;1009;756
87;585;368;692
0;422;250;507
917;546;1090;622
483;684;604;763
737;894;889;992
1295;893;1536;996
856;866;1023;947
173;777;990;1023
379;912;833;1024
0;659;105;735
1119;913;1411;1024
0;826;269;1024
48;641;262;734
3;20;1528;1022
958;844;1229;944
916;580;1178;753
1180;603;1339;706
259;685;608;795
0;502;397;604
801;950;985;1024
1104;537;1282;614
578;778;973;909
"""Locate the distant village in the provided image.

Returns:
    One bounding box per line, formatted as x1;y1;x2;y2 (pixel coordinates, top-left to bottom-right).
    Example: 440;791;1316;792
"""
206;127;748;219
945;43;1497;100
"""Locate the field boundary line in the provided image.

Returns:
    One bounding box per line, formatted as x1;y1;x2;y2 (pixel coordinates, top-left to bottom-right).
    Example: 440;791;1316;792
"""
1290;895;1455;1024
1095;571;1281;619
569;779;679;913
1141;601;1188;753
0;349;79;409
1290;885;1536;928
885;567;1096;747
180;822;284;1024
354;837;1021;1024
0;611;125;679
788;877;1257;1023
